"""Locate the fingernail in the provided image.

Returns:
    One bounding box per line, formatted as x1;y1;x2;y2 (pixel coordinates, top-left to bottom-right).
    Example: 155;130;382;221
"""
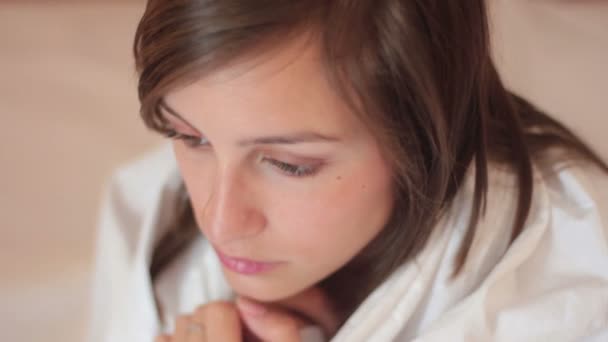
237;297;267;317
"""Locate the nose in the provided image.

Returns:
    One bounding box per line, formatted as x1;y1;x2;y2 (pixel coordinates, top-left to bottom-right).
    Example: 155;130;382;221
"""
200;169;266;245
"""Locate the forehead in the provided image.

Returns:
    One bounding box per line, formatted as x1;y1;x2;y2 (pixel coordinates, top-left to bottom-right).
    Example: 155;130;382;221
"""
164;33;367;141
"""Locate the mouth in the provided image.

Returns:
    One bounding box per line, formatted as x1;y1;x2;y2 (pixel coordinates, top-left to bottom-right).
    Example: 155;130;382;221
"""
214;248;283;275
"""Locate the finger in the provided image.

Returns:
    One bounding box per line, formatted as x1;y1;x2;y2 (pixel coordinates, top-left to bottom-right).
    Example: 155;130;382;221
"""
191;301;241;342
173;314;191;342
155;334;171;342
276;287;339;334
237;297;304;342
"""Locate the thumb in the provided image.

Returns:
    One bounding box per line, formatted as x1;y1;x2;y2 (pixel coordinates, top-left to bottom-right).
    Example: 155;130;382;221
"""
237;297;312;342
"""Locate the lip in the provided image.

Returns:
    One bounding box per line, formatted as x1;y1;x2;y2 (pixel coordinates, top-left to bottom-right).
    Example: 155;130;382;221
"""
215;249;282;275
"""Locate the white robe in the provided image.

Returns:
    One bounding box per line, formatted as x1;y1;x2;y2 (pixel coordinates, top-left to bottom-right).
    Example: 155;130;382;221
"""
87;144;608;341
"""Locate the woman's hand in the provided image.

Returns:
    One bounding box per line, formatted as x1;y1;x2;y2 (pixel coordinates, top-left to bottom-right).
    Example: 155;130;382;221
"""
155;287;338;342
155;301;242;342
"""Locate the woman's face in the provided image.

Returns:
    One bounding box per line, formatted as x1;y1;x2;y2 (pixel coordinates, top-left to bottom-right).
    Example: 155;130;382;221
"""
163;35;394;302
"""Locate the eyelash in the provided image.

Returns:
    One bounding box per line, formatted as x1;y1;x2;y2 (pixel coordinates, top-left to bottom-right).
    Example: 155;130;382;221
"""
164;130;319;178
261;157;318;177
165;130;206;148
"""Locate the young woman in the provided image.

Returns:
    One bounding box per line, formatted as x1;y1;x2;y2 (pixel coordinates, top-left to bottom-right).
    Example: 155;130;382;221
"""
89;1;608;341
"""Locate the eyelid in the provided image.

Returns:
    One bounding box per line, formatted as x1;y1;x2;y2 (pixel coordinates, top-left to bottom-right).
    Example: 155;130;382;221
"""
160;111;204;135
162;113;201;136
263;158;320;177
257;152;324;178
165;129;210;147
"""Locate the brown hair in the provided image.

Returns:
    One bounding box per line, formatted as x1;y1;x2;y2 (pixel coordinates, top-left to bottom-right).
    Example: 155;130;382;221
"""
134;0;607;329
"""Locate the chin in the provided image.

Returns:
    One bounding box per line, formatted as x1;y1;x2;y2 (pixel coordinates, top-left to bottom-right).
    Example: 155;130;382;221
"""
223;270;307;302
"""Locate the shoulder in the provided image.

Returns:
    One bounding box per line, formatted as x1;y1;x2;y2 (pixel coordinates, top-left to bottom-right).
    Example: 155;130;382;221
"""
540;161;608;225
458;159;608;272
471;160;608;290
529;161;608;277
429;162;608;340
495;162;608;339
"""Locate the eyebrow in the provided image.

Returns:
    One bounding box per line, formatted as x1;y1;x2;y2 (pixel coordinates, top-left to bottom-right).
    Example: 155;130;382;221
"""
159;100;341;146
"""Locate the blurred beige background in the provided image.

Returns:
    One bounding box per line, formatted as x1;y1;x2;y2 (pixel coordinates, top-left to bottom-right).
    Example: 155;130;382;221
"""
0;1;606;341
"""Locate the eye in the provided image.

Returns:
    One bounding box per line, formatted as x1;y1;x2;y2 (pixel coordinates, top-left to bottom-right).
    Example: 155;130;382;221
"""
261;157;319;178
165;129;210;148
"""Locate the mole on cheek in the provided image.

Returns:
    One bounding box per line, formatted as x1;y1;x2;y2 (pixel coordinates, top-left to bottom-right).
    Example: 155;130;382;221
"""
336;176;342;180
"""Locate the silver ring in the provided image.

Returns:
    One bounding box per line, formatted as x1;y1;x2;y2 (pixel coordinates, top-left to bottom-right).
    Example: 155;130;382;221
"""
187;322;205;334
299;325;326;342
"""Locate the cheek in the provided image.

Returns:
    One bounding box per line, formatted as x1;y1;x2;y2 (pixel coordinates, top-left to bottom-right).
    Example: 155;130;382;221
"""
273;165;394;263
